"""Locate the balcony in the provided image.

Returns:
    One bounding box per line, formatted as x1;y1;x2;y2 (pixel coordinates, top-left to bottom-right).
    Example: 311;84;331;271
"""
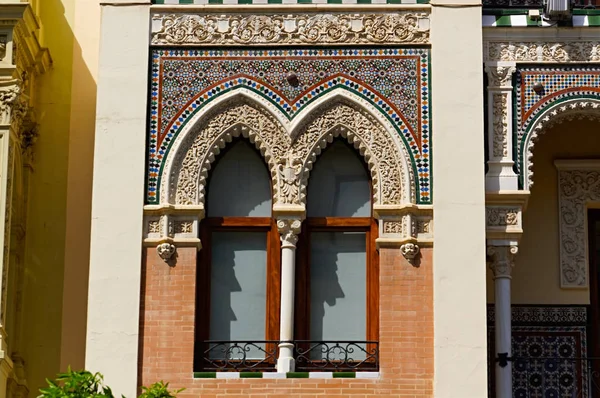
197;340;379;372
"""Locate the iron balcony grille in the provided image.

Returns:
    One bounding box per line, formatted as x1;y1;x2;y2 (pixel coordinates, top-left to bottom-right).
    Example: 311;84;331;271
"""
509;357;600;398
198;340;379;372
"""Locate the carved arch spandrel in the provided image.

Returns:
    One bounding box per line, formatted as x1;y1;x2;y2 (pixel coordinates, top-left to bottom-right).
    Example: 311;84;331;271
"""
523;98;600;191
289;103;414;207
172;102;290;206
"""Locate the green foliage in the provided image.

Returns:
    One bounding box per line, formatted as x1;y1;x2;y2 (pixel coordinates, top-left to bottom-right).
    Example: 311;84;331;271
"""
39;369;184;398
38;368;117;398
139;381;184;398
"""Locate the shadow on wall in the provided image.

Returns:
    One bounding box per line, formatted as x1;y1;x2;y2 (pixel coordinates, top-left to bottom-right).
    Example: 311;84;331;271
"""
17;0;98;395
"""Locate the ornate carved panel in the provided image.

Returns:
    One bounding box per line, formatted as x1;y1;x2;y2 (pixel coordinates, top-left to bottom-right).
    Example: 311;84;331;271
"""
150;12;430;46
556;162;600;288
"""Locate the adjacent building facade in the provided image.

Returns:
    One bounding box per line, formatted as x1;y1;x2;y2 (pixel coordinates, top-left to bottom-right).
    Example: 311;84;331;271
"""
0;0;599;397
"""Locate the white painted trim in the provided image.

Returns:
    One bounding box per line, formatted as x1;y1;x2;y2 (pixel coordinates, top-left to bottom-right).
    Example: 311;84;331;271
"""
263;373;287;379
216;372;240;379
309;372;333;379
355;372;380;379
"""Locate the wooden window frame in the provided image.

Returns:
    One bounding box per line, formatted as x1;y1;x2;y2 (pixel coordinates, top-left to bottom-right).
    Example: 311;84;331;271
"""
294;140;380;370
193;139;281;371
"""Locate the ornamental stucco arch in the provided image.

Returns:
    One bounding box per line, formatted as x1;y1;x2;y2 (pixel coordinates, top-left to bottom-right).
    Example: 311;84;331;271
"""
171;100;289;207
289;102;414;207
523;98;600;191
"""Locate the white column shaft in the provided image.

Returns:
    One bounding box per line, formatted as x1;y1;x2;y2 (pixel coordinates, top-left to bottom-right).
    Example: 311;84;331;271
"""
494;276;512;398
277;243;296;373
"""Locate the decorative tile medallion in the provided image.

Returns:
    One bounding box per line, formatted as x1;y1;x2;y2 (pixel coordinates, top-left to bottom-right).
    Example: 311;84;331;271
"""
147;48;431;204
514;66;600;186
488;306;589;398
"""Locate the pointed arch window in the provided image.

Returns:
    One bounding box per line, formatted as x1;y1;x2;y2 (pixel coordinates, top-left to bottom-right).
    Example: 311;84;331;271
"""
195;139;280;371
295;139;379;370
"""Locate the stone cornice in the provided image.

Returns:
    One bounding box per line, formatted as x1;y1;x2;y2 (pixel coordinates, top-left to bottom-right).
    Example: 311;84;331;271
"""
150;11;430;46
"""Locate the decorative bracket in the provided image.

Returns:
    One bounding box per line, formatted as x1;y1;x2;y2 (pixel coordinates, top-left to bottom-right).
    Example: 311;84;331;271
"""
143;204;204;252
157;242;176;262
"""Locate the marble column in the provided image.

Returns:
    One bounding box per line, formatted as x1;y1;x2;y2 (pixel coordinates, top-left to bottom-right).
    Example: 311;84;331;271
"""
276;218;302;373
487;244;518;398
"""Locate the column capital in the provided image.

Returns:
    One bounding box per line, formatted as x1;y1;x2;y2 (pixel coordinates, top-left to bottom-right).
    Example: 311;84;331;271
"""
276;218;302;248
485;63;516;89
487;245;518;279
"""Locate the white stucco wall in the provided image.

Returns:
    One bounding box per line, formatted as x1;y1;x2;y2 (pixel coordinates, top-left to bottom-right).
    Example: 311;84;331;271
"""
431;3;488;397
86;3;150;397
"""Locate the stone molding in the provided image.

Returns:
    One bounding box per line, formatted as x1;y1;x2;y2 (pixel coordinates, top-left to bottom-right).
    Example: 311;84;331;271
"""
487;245;518;279
555;161;600;288
485;41;600;63
524;99;600;191
150;12;430;46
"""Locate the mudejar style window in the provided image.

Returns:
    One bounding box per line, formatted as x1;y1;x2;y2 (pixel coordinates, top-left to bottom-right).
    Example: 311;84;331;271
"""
194;139;281;372
294;139;380;371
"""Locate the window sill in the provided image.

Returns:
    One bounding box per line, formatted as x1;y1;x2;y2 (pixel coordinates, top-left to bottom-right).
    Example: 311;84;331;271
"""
193;371;380;379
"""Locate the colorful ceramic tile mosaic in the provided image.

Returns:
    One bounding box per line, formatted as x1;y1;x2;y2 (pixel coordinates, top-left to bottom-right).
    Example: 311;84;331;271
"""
148;48;431;204
488;306;589;398
514;66;600;185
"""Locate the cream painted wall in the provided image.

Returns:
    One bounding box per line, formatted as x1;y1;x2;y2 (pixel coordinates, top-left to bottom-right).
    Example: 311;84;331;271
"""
486;119;600;304
19;0;99;393
431;4;488;398
61;0;100;372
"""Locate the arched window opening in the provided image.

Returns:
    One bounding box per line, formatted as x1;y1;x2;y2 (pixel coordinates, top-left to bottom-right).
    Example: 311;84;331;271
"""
295;139;379;371
195;139;280;372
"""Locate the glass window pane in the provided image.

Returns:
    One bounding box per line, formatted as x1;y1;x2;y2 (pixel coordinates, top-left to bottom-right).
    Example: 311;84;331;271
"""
307;141;370;217
310;232;367;360
207;140;271;217
209;231;267;359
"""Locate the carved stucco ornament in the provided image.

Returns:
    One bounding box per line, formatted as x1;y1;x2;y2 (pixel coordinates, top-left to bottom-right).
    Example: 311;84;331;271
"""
486;207;519;227
400;243;420;265
170;101;413;209
556;164;600;288
157;242;176;262
486;41;600;63
492;93;508;158
151;12;430;46
487;245;518;279
524;100;600;191
277;218;302;248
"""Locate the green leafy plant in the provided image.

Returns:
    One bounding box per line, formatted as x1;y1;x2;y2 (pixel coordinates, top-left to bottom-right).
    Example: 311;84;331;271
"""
38;368;116;398
139;381;184;398
39;369;184;398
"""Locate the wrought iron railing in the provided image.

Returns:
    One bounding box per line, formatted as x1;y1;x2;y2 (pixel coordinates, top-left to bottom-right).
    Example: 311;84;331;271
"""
198;340;379;372
482;0;596;8
201;341;279;371
294;341;379;372
510;357;600;398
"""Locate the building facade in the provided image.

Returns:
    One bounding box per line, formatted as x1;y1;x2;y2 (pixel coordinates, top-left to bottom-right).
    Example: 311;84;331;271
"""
0;0;599;397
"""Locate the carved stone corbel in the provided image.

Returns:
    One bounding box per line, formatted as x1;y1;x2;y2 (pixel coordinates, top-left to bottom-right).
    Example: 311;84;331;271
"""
157;242;176;262
374;204;433;251
400;243;420;265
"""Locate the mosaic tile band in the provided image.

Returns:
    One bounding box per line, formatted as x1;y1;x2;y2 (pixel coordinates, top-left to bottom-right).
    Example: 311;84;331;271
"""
148;48;431;204
514;66;600;187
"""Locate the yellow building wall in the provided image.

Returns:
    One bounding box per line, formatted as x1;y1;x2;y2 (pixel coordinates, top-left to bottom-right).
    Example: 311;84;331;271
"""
19;0;99;392
486;119;600;304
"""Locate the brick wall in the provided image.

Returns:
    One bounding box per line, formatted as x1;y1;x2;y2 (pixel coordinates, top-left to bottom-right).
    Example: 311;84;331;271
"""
139;246;434;397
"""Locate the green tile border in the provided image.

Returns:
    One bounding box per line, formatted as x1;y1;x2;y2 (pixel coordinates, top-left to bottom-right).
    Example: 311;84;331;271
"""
332;372;356;378
193;372;217;378
286;372;309;378
240;372;263;378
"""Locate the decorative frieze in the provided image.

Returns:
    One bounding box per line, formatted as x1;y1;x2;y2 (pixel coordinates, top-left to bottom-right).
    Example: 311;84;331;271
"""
486;41;600;63
151;12;430;46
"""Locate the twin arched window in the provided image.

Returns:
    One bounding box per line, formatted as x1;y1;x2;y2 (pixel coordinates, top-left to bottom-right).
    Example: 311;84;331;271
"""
196;138;378;370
